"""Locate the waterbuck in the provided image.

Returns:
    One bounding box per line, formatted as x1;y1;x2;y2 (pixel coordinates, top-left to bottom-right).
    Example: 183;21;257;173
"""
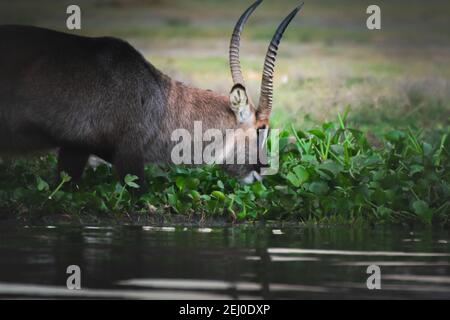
0;0;301;186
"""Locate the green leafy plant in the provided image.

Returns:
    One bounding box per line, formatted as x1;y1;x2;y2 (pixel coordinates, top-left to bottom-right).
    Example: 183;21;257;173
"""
113;174;140;210
0;114;448;225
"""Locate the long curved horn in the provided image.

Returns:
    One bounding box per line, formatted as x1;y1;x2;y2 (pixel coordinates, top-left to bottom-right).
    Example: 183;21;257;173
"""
257;3;303;121
229;0;263;86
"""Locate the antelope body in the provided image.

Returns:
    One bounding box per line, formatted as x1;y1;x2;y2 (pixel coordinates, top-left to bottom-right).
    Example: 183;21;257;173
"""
0;0;301;185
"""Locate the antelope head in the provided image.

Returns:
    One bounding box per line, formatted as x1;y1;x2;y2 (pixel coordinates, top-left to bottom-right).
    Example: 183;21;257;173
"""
223;0;302;183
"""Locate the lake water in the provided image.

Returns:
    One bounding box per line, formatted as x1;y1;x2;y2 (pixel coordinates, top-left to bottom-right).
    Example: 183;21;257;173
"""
0;224;449;299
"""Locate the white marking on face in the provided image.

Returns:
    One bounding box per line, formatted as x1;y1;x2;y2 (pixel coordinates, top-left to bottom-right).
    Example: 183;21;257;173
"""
241;170;263;184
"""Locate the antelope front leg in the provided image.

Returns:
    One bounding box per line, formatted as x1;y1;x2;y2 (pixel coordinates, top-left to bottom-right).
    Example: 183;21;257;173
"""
57;147;90;181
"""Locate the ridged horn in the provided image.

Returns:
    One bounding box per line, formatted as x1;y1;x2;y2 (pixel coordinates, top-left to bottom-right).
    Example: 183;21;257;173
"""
257;3;303;121
229;0;263;86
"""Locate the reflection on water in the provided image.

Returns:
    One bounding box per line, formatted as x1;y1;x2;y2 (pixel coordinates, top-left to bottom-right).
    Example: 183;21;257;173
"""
0;225;449;299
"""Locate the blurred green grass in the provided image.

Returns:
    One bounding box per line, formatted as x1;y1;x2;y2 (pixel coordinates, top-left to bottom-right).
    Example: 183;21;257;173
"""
2;0;449;133
3;0;450;44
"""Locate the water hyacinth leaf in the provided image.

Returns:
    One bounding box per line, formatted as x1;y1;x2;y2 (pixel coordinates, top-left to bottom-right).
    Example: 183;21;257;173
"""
126;182;140;189
237;204;247;220
175;176;186;191
187;177;200;189
308;129;326;140
114;183;123;194
200;194;211;202
317;161;342;178
274;185;289;193
251;182;267;197
309;181;329;195
150;166;170;179
385;130;406;143
211;191;226;201
124;175;139;188
372;189;388;205
279;137;293;151
354;192;367;206
409;164;424;175
422;142;432;156
174;166;190;174
188;190;201;202
364;155;382;167
349;129;370;148
412;200;434;224
376;206;393;220
36;177;49;192
167;193;178;210
286;172;301;187
330;144;344;156
322;121;335;131
300;154;318;164
293;165;310;183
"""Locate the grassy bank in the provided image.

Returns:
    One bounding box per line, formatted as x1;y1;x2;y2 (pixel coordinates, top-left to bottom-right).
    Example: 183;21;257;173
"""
1;114;448;225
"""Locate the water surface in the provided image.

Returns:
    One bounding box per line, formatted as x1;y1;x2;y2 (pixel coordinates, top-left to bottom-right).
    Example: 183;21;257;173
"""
0;225;449;299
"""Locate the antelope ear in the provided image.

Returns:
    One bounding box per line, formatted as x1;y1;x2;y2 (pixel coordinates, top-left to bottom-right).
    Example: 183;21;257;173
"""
230;84;251;123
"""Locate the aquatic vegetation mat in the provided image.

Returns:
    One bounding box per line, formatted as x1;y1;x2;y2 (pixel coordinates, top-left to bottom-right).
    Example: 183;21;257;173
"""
0;114;449;225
